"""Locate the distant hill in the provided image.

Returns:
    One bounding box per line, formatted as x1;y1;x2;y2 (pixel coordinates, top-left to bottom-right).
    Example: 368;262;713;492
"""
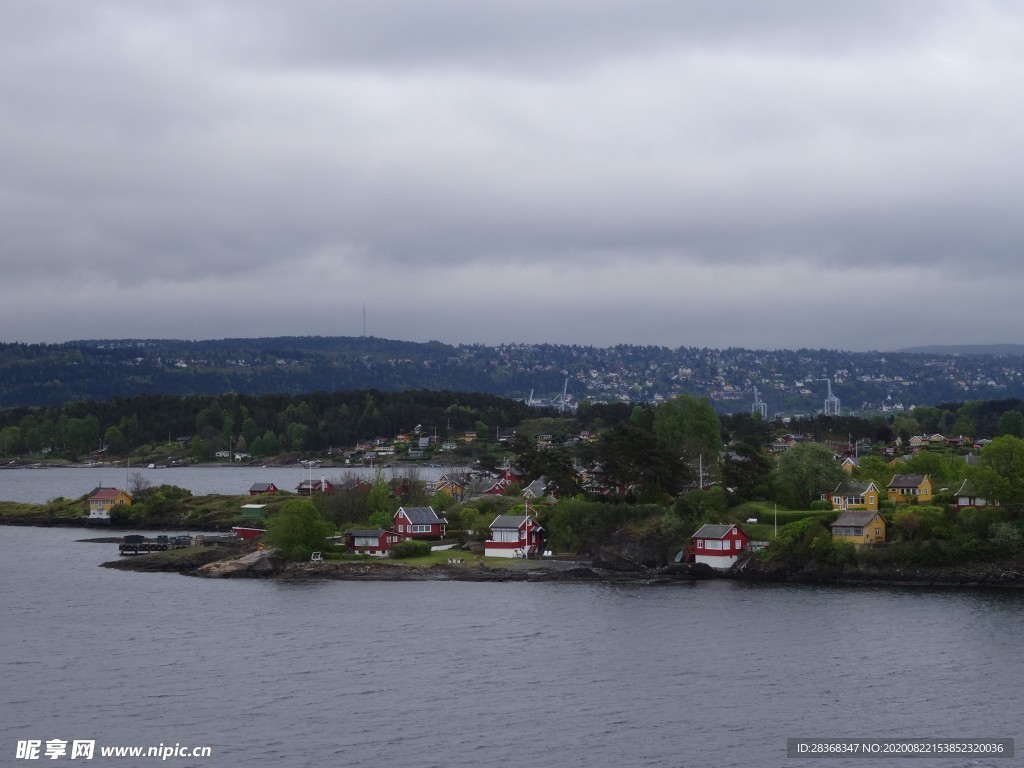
4;335;1024;413
897;344;1024;356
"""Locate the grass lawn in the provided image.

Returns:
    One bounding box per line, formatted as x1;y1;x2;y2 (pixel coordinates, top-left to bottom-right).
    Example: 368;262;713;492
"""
730;501;838;540
327;547;551;569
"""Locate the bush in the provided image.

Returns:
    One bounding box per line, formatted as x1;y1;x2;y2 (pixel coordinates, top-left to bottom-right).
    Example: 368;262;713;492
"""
390;539;431;559
264;499;335;562
809;499;832;511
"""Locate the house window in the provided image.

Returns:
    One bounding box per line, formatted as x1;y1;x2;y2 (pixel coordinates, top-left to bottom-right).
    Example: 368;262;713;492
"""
412;524;431;533
874;528;880;537
697;540;703;549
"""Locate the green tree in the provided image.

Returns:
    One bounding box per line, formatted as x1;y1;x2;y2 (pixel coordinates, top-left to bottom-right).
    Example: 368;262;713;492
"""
285;422;308;452
241;417;258;449
599;411;692;498
997;410;1024;438
367;469;392;521
776;442;844;509
432;490;454;512
721;436;774;502
652;395;721;462
1;425;23;455
264;499;335;561
977;435;1024;510
511;432;541;478
104;425;125;453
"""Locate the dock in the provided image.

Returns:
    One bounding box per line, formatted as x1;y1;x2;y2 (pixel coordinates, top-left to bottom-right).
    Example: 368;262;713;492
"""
117;534;237;556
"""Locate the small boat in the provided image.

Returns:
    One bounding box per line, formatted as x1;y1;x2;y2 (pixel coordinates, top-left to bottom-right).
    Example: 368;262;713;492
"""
231;526;267;541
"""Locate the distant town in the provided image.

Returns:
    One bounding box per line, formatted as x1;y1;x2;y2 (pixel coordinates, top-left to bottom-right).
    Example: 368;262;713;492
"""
3;336;1024;414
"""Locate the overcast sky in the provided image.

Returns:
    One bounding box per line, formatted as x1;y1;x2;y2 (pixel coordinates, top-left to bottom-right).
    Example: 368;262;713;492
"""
3;1;1023;351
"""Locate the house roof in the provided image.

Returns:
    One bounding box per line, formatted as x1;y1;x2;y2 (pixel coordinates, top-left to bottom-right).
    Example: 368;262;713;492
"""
489;514;541;530
88;487;130;501
397;506;447;525
888;474;928;489
522;477;548;496
691;523;742;540
832;481;877;496
346;529;387;537
831;510;881;528
955;479;979;497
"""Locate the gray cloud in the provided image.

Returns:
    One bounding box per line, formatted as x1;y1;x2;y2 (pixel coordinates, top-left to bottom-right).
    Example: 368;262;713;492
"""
1;2;1023;350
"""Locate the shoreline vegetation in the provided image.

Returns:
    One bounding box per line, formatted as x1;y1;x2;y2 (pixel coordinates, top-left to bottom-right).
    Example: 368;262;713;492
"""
51;529;1024;588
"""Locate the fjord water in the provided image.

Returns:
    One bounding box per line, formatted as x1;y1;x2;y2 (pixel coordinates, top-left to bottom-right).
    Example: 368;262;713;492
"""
1;526;1021;768
0;465;456;504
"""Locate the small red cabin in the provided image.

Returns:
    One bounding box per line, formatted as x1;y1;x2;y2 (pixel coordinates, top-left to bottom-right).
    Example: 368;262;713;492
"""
296;479;336;496
484;514;544;558
345;529;401;557
394;506;447;539
690;523;748;570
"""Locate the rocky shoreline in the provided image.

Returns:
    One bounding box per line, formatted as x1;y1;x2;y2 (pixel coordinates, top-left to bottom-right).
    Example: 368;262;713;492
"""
732;554;1024;588
101;546;726;583
95;545;1024;588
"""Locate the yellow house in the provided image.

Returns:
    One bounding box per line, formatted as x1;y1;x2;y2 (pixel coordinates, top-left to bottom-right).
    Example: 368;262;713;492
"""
431;473;468;500
87;487;133;520
831;510;886;545
830;481;880;512
887;474;933;504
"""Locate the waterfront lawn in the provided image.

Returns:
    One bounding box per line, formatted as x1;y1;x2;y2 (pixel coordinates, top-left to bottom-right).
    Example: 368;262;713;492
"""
0;497;87;520
393;549;483;567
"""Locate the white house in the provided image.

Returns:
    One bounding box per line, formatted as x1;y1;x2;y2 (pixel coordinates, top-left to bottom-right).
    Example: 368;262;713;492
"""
484;514;544;558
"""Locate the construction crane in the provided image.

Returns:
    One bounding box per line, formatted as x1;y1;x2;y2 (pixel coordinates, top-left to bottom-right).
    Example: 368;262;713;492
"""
823;378;841;416
751;387;767;419
551;378;570;413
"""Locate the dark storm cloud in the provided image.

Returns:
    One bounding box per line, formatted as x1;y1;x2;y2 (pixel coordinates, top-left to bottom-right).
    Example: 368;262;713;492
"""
1;1;1022;348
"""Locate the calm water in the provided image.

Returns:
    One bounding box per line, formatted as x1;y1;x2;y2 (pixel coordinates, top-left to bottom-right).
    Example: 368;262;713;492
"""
0;465;460;504
1;526;1021;767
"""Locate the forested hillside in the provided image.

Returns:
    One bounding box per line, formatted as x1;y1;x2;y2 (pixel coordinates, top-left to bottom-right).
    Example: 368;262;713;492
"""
0;389;545;459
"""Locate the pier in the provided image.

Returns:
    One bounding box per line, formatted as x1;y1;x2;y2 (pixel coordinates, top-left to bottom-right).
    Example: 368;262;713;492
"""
117;534;237;556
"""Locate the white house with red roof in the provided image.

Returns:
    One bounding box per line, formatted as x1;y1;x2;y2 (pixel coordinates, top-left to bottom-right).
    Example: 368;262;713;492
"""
691;523;748;570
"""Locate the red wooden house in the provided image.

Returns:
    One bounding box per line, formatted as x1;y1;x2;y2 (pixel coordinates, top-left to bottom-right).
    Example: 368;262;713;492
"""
344;528;402;557
484;514;544;558
954;479;998;511
690;523;748;570
394;506;448;539
296;478;336;496
248;482;279;495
